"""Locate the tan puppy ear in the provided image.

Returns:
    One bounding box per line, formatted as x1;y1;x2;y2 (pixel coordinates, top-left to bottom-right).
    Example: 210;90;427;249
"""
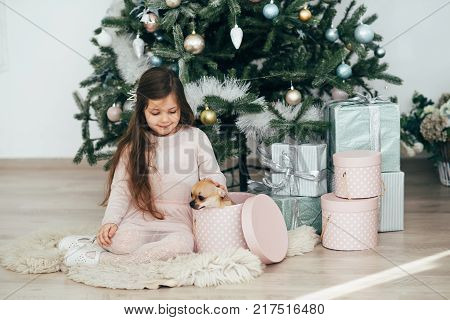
217;187;227;198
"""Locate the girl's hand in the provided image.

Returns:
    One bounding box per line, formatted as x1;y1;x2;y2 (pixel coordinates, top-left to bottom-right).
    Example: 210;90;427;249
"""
97;223;118;247
204;178;227;192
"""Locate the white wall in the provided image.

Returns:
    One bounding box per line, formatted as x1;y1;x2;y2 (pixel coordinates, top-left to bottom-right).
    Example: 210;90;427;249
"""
0;0;111;158
0;0;449;158
340;0;450;110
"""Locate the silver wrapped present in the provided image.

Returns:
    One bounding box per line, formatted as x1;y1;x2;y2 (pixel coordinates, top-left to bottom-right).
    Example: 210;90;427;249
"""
270;143;327;197
248;143;327;197
271;195;322;234
326;94;400;172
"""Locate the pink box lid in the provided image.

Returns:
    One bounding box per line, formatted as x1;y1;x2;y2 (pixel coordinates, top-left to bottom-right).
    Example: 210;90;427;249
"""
241;194;288;264
333;150;381;168
321;193;379;212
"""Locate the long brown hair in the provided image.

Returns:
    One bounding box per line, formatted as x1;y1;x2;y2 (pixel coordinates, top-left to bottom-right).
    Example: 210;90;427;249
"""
100;67;195;220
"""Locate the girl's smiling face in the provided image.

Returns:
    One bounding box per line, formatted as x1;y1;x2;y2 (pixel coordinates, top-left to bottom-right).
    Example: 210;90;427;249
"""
144;91;181;136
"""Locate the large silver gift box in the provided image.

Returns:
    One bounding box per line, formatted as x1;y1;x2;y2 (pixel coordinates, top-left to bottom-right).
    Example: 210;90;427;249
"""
380;171;405;232
326;98;400;172
270;143;327;197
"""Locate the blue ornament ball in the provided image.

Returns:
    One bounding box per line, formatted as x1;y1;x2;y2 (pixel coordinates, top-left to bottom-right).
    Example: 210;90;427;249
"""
325;28;339;42
154;30;163;41
169;63;179;74
336;63;352;79
263;3;279;20
374;46;386;58
149;55;162;67
354;23;374;44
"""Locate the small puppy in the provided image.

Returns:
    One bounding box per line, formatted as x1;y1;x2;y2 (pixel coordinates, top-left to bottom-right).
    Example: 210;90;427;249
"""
190;178;234;209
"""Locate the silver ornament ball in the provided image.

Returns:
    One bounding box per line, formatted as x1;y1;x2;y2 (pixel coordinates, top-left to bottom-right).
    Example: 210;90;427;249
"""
184;32;205;54
325;27;339;42
285;88;302;105
354;23;374;44
336;63;352;79
263;3;279;20
165;0;181;8
375;46;386;58
149;55;162;66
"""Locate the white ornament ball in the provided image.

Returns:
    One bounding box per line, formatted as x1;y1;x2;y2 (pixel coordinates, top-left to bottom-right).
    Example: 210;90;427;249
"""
413;142;424;153
96;29;112;47
107;105;122;122
325;28;339;42
374;46;386;58
331;88;349;101
285;88;302;105
184;32;205;54
166;0;181;8
354;23;374;44
336;62;352;79
263;2;279;20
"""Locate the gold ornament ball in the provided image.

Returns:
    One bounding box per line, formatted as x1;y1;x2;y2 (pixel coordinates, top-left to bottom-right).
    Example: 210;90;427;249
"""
200;106;217;125
144;13;159;33
299;8;312;22
165;0;181;8
345;43;353;51
107;105;122;122
285;88;302;105
184;32;205;54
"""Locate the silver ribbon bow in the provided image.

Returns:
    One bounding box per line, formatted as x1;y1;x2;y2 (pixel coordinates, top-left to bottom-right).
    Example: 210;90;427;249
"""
247;145;326;192
327;92;390;108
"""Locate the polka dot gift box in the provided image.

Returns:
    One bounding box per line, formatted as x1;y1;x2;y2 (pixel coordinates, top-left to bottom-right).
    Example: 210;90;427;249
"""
320;149;382;251
333;150;382;199
321;193;379;250
192;192;288;264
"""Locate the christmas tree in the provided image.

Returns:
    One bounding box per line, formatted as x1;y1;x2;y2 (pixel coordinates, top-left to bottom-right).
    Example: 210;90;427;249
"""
73;0;402;190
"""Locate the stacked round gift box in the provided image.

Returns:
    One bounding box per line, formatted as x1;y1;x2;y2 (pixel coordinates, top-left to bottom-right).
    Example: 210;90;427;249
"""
321;150;382;250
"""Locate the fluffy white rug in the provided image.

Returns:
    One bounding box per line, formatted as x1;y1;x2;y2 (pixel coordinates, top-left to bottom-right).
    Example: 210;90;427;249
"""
0;225;319;290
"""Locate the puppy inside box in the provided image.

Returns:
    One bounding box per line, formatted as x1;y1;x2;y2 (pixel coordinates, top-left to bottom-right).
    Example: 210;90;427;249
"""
189;178;235;209
189;179;293;265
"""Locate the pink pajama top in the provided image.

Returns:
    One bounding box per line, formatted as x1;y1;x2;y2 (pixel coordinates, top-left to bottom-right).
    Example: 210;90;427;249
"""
100;126;227;236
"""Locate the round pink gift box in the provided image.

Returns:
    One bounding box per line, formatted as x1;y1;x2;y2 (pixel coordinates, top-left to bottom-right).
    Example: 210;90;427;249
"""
192;192;288;264
321;193;379;251
333;150;382;199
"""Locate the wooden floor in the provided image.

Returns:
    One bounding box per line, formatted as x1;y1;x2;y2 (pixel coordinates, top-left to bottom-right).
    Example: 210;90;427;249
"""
0;158;449;300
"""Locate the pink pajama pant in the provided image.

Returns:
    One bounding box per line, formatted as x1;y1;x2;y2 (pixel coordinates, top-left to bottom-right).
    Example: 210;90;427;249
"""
99;201;195;264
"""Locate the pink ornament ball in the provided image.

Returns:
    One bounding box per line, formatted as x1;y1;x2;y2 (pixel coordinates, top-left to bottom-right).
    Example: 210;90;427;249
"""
331;88;349;101
107;106;122;122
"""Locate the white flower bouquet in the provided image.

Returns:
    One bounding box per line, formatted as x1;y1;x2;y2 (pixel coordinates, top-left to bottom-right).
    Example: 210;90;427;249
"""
401;92;450;186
